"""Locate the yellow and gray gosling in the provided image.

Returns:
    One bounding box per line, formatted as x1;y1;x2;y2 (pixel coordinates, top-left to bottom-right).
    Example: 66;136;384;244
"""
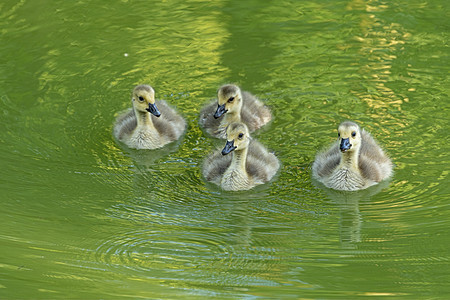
312;121;393;191
113;85;186;149
203;122;279;191
199;84;271;139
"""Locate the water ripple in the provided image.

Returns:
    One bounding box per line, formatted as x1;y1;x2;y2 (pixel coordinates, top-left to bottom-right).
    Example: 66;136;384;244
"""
92;226;288;288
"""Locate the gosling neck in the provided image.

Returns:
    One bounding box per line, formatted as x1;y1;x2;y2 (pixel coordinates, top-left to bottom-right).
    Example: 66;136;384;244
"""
134;107;155;129
230;146;249;174
340;147;360;170
223;109;241;124
218;110;241;138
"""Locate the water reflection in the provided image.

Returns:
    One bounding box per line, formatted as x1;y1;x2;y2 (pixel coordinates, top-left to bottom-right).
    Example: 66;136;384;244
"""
314;179;391;249
1;0;449;298
112;135;186;169
95;154;321;291
220;0;279;87
347;0;411;124
99;194;285;288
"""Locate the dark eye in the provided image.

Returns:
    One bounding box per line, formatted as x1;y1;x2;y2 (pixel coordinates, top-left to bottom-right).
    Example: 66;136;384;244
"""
228;97;235;103
338;133;340;137
352;131;356;137
238;133;244;139
138;96;144;101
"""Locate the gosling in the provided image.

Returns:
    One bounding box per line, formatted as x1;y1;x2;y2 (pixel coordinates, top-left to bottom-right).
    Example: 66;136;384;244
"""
113;85;186;149
203;122;279;191
199;84;271;139
312;121;393;191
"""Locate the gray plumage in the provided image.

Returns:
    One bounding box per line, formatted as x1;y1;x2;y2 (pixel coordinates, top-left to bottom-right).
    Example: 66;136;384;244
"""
203;123;279;191
203;140;278;184
312;121;393;191
199;85;271;139
113;85;186;150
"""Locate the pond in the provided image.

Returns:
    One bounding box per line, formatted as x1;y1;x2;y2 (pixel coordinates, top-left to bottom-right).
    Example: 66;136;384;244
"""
1;0;449;298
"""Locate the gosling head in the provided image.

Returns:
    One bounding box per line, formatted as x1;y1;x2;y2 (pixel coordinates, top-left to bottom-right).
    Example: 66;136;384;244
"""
131;85;161;117
214;84;243;119
337;121;362;153
222;122;250;155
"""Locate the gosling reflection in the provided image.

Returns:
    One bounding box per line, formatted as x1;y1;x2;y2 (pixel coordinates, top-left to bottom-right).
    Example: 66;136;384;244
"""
114;139;184;170
314;178;390;249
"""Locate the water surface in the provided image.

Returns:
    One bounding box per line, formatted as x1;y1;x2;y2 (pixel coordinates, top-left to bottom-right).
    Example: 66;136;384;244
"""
1;0;449;298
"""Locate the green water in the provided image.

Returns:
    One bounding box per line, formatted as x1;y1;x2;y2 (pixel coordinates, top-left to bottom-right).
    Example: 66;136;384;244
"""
1;0;449;298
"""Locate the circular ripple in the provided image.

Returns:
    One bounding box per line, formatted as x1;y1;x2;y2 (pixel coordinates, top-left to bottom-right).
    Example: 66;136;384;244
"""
94;228;234;274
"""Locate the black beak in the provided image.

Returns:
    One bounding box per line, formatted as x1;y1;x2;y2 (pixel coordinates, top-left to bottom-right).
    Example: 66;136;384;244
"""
340;138;352;152
214;104;227;119
222;140;237;155
146;102;161;117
